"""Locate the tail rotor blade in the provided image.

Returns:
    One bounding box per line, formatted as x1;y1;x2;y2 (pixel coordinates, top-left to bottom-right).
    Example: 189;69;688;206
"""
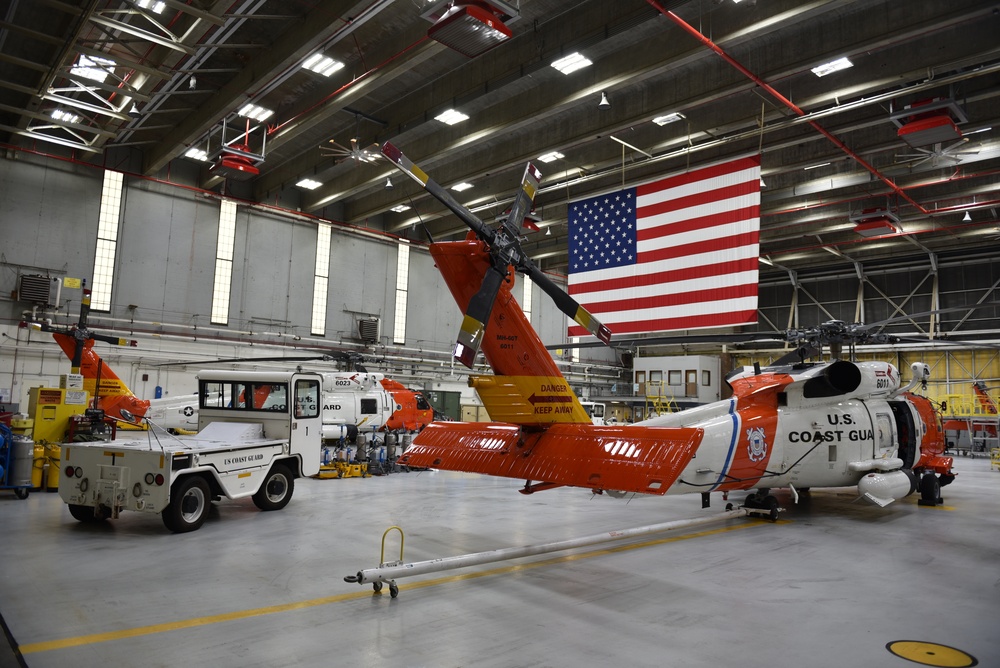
499;163;541;239
381;142;494;243
523;263;612;344
455;266;506;367
382;141;615;351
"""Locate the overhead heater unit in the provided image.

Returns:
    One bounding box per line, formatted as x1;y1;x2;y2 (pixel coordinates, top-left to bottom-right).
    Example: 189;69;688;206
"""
423;1;517;57
890;97;967;148
850;208;900;237
210;143;262;181
208;116;266;181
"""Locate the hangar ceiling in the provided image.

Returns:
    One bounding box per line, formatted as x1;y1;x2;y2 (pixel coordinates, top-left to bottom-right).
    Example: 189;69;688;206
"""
1;0;999;347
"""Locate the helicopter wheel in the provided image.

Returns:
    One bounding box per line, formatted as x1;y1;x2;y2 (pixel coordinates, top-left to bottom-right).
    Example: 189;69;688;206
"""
917;473;941;506
763;495;780;522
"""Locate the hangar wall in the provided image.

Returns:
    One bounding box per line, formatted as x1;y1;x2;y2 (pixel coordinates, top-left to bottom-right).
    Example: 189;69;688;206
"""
0;152;589;409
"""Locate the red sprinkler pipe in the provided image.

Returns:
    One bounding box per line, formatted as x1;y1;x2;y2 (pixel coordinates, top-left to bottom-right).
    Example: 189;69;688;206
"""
645;1;931;215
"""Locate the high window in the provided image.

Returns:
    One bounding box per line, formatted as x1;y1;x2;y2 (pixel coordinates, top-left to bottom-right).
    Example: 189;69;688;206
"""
311;224;332;335
91;170;123;311
393;242;410;344
211;200;237;324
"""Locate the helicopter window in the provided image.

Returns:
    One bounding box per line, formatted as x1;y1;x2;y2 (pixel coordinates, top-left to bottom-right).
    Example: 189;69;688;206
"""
416;395;430;410
777;392;788;407
360;398;378;414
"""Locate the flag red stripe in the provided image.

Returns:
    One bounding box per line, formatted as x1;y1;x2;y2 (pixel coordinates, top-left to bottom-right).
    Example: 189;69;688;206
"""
568;309;759;337
640;231;759;265
636;156;760;197
581;283;757;315
638;182;758;219
569;256;759;295
636;205;759;241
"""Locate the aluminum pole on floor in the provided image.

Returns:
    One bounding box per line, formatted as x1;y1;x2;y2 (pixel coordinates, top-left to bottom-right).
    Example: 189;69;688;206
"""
345;506;761;592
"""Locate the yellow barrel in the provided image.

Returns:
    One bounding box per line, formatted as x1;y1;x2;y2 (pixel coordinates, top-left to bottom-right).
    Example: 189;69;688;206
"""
31;444;45;490
45;443;61;491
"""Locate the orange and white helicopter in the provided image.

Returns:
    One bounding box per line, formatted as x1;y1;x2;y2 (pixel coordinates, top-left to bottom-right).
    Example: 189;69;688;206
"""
27;290;432;438
381;141;957;514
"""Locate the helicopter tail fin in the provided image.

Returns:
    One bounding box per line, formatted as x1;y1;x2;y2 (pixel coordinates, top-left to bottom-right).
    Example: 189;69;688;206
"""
52;333;151;421
430;240;593;426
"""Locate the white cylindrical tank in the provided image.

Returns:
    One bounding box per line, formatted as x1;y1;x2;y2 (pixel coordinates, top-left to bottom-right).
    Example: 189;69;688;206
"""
10;436;34;487
857;469;916;506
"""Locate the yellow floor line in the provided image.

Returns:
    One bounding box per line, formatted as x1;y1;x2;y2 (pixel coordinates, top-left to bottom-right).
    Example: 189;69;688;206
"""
20;519;774;655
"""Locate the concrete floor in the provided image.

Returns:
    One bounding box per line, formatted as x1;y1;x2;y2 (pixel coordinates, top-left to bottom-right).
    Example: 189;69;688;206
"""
1;456;997;668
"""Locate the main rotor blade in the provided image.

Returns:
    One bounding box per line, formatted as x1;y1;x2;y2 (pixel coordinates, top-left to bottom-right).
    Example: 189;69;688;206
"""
90;333;138;347
522;262;611;344
773;345;822;365
455;266;506;368
381;142;494;243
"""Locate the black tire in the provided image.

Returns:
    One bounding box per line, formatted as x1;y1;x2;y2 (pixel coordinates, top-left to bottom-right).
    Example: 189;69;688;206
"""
918;473;941;506
252;463;294;511
162;476;211;533
373;582;383;593
14;487;29;500
68;503;110;523
764;496;780;522
389;583;399;598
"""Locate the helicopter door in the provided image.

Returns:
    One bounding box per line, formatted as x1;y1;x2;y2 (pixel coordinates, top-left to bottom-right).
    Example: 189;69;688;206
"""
888;401;917;468
874;412;896;459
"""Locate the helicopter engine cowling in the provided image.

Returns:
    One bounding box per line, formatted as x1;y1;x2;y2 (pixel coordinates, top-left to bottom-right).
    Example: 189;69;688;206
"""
857;469;917;507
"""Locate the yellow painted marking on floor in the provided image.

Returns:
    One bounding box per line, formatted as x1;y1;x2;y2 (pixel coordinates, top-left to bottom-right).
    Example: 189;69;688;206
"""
19;590;374;654
886;640;978;667
20;519;775;655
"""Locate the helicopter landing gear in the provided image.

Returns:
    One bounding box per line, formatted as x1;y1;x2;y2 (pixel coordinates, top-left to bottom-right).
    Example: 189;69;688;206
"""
742;489;781;522
917;473;943;506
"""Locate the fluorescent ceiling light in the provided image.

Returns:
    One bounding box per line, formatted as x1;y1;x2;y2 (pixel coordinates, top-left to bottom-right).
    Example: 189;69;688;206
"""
51;109;81;124
70;54;115;83
239;103;274;122
184;147;208;161
302;53;344;77
550;52;592;75
451;182;473;192
965;127;991;135
137;0;166;12
811;56;853;77
804;162;831;170
538;151;564;163
652;112;685;126
296;178;323;190
390;204;411;213
434;109;469;125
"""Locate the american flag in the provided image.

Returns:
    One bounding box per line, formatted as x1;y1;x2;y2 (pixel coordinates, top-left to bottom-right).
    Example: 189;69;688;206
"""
567;156;760;337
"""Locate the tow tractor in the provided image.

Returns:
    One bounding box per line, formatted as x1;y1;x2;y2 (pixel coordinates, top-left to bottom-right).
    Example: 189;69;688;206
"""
58;370;322;533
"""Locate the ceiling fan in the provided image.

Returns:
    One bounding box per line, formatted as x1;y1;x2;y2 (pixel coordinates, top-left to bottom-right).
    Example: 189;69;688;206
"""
896;138;979;168
319;112;382;165
320;136;381;164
